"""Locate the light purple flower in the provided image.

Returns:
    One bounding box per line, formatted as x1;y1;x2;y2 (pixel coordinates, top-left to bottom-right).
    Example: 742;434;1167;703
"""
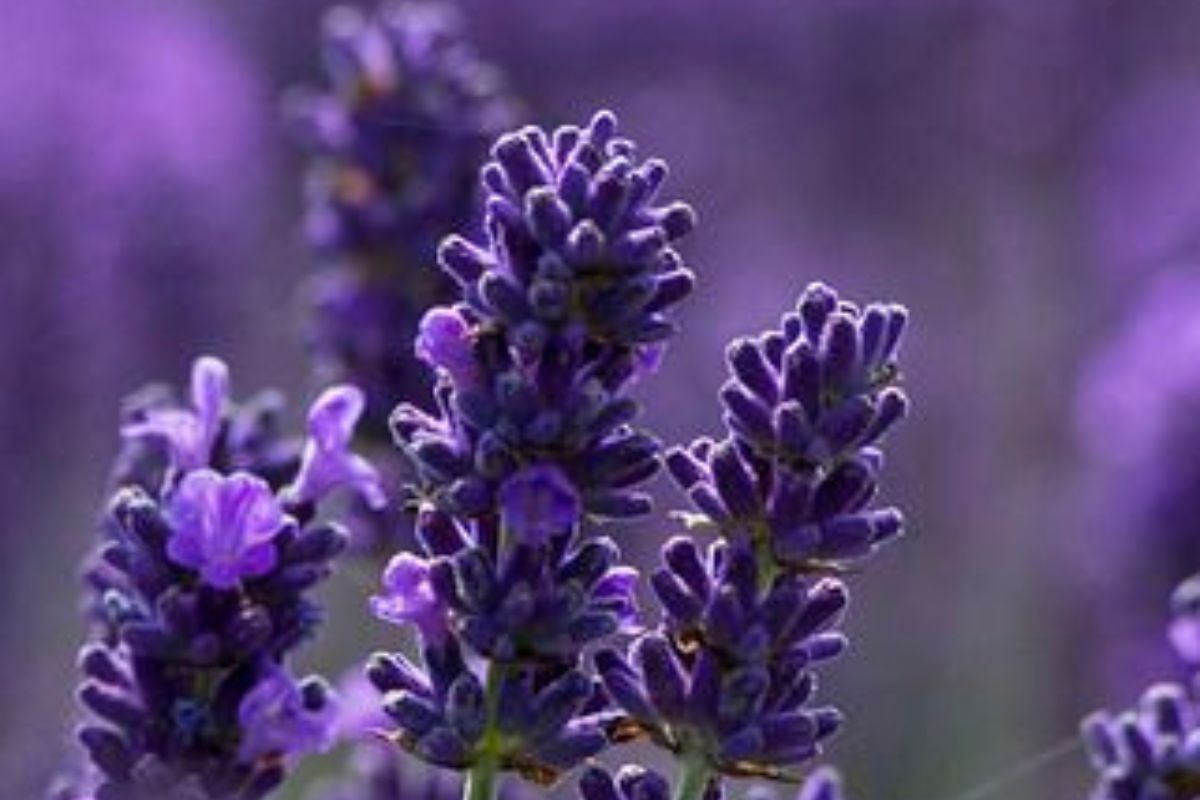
415;306;479;388
370;552;447;644
284;385;386;510
237;665;339;762
166;469;287;589
121;355;229;472
498;464;581;545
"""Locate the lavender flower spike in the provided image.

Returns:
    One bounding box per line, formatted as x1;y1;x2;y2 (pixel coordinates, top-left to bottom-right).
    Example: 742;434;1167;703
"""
666;282;908;574
371;111;694;800
73;356;372;798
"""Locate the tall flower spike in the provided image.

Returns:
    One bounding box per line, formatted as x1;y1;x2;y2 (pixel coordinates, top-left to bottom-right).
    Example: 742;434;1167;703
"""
666;282;908;574
371;111;694;797
288;0;518;432
74;357;375;799
393;109;696;521
597;540;845;783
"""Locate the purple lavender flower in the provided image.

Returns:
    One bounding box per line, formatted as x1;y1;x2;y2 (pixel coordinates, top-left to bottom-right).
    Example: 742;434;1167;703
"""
72;357;376;799
237;665;339;762
666;282;908;573
577;763;846;800
285;385;388;510
166;470;287;590
287;0;518;433
1082;681;1200;799
369;110;695;795
392;109;696;521
366;639;608;781
120;355;229;474
597;540;845;782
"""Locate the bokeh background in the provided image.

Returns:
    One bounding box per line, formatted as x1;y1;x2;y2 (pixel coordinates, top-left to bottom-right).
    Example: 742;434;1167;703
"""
7;0;1200;798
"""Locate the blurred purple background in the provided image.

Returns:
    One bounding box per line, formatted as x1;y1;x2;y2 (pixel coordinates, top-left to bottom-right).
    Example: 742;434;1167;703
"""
7;0;1200;798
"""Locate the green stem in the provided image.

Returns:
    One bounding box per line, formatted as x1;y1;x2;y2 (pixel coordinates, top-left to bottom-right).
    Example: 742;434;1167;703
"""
463;663;506;800
672;751;714;800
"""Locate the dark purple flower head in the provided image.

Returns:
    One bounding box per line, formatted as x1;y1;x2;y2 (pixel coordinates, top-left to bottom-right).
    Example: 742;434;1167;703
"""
499;464;581;546
74;357;372;798
166;469;287;590
597;540;844;782
1082;680;1200;800
392;110;696;523
667;282;908;573
439;108;697;354
366;641;608;783
288;0;517;435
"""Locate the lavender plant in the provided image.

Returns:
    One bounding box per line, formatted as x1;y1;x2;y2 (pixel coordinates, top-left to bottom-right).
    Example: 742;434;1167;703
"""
366;106;911;800
67;357;382;799
368;108;695;799
286;0;518;553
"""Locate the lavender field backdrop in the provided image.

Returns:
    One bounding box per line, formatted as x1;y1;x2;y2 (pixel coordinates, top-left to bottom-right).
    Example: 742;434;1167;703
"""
5;1;1200;799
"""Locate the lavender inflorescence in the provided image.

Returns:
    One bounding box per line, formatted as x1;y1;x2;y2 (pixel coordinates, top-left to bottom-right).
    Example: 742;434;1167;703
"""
288;0;517;433
591;283;908;796
72;357;381;799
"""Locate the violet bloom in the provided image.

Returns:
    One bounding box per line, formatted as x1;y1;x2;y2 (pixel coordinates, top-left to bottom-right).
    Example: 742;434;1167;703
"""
166;469;287;590
666;282;908;572
237;665;339;762
72;356;372;798
371;552;449;645
120;355;229;474
285;385;387;510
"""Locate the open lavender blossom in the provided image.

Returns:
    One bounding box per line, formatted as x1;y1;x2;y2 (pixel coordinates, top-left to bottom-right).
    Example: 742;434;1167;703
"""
597;540;845;782
72;357;376;798
666;282;908;573
392;110;694;522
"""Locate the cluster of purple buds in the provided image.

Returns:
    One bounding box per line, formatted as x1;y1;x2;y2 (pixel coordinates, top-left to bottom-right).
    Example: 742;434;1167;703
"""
1080;575;1200;800
666;282;908;572
597;539;846;781
577;764;846;800
391;109;696;521
592;284;908;795
73;357;382;799
287;0;517;434
1082;681;1200;799
369;110;696;795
